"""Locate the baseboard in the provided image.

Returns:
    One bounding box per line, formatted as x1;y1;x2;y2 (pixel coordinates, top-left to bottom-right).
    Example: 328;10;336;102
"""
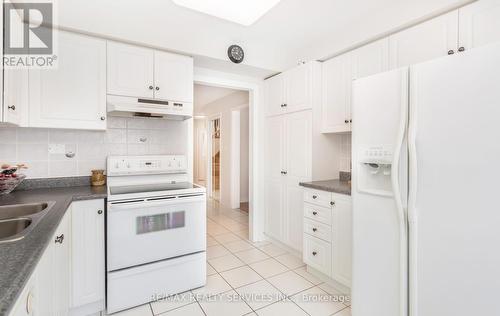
306;266;351;295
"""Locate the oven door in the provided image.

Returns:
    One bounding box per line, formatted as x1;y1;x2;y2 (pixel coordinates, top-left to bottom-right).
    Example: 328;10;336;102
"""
107;193;206;271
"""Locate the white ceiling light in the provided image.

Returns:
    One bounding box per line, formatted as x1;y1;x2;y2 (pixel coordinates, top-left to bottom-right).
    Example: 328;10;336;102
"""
172;0;281;26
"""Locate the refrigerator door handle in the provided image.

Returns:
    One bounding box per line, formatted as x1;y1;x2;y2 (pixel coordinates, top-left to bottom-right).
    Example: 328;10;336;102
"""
408;68;419;316
391;68;409;316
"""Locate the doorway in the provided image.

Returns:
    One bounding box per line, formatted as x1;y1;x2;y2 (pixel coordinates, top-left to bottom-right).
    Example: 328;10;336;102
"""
210;117;221;201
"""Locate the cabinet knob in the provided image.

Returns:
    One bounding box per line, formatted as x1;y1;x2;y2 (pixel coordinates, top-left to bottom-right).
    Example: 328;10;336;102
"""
100;116;106;121
283;103;287;107
55;234;64;244
458;47;465;52
312;251;318;256
312;228;317;232
26;292;34;314
349;119;352;123
344;119;349;123
312;211;318;215
149;85;154;90
7;105;16;111
98;210;103;214
312;195;317;199
155;86;160;91
330;201;335;206
283;171;287;175
448;50;455;55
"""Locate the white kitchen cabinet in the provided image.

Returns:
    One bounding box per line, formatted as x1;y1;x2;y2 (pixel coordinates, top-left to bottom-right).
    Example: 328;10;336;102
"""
265;62;317;117
29;30;107;130
107;42;194;103
107;42;154;99
52;211;71;316
285;63;311;113
264;110;312;251
264;179;285;241
11;211;70;316
459;0;500;51
9;272;36;316
154;51;193;102
3;69;28;126
331;194;352;287
70;200;105;315
321;53;352;133
389;11;459;68
352;38;390;79
265;73;285;117
1;2;27;127
303;188;352;287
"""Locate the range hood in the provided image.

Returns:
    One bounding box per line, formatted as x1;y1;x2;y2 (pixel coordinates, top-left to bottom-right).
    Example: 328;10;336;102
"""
107;95;192;120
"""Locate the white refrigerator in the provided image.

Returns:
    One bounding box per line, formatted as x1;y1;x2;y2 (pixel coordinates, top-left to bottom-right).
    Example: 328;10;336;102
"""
351;42;500;316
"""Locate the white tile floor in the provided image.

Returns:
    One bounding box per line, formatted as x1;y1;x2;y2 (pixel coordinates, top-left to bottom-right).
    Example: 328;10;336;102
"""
111;199;351;316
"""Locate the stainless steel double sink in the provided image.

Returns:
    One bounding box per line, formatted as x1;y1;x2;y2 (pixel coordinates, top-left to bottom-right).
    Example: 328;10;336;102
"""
0;202;55;243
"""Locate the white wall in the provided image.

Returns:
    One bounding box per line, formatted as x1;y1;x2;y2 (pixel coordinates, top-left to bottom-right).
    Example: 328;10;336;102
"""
200;90;249;208
0;116;188;179
240;107;250;203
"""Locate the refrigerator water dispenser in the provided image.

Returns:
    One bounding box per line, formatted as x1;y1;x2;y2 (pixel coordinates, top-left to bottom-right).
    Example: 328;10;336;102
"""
357;145;394;196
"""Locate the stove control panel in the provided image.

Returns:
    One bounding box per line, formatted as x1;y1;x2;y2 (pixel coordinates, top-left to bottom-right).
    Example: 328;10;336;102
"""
107;155;187;176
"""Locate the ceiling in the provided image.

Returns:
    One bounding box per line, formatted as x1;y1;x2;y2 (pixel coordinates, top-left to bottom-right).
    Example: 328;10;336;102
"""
55;0;472;78
194;84;240;112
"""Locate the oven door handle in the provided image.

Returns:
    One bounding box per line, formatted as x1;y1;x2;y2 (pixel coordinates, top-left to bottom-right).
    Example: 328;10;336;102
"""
109;195;205;211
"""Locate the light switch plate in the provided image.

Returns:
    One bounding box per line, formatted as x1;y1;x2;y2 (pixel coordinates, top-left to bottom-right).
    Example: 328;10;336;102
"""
48;144;66;154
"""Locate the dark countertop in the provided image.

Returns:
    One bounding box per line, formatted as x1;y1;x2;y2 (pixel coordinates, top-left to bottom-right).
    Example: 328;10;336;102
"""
299;179;351;196
0;186;107;316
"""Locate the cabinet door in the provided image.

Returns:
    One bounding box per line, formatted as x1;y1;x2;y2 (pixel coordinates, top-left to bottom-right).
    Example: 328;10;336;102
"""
389;10;459;68
29;31;107;130
265;179;285;241
71;200;105;310
265;74;285;116
352;38;390;80
332;196;352;287
284;63;311;113
265;115;285;180
53;211;70;316
285;110;312;181
321;53;352;133
459;0;500;51
3;69;28;126
107;41;154;98
154;51;193;102
285;183;304;251
36;242;54;316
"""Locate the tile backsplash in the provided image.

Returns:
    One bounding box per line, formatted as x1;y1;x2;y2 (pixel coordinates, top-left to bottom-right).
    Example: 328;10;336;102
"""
0;116;188;179
339;133;352;172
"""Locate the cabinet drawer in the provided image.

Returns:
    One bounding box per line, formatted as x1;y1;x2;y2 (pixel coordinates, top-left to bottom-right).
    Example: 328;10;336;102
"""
304;189;332;208
304;218;332;242
303;234;332;277
304;203;331;225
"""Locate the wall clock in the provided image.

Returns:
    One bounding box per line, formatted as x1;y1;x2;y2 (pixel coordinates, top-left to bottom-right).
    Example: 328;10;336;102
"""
228;45;244;64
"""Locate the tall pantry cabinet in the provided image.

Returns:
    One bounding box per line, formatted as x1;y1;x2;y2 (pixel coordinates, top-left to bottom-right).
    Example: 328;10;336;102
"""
264;62;318;252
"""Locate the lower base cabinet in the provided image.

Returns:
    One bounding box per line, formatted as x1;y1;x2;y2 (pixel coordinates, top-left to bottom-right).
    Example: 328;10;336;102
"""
9;199;105;316
302;188;352;287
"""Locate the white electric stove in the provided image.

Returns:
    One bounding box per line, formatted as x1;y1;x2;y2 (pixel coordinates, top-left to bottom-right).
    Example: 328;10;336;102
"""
105;155;206;314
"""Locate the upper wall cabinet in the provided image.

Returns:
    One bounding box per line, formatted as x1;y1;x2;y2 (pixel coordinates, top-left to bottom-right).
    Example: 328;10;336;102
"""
154;51;193;102
107;42;193;103
321;53;352;134
29;30;107;130
265;62;318;117
107;43;155;99
459;0;500;51
389;11;459;68
352;38;389;79
321;38;390;134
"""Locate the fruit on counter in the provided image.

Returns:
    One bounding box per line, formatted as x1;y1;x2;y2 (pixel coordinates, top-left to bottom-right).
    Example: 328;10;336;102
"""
1;163;28;176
